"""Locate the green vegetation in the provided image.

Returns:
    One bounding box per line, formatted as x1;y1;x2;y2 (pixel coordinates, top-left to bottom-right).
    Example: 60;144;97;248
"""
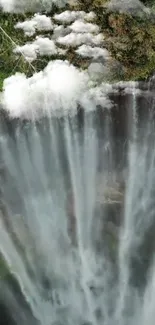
0;4;66;91
0;71;9;90
0;12;35;91
75;0;155;81
102;12;155;80
1;0;155;90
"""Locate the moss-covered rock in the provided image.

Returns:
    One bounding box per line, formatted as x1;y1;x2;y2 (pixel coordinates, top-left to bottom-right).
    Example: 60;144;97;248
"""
98;10;155;80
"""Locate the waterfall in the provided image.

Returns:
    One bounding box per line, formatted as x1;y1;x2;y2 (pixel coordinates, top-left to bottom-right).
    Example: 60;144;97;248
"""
1;4;155;325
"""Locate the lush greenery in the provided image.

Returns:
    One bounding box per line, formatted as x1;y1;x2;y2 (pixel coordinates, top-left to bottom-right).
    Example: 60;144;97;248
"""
103;12;155;80
1;0;155;91
0;12;34;90
76;0;155;81
0;11;59;91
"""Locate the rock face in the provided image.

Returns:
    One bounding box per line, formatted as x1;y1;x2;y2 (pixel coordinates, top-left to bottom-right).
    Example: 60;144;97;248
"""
67;191;77;245
107;0;146;15
66;178;124;254
0;274;39;325
0;303;16;325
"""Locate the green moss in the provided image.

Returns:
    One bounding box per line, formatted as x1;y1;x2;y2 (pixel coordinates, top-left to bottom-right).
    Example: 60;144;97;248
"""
100;12;155;80
0;72;9;91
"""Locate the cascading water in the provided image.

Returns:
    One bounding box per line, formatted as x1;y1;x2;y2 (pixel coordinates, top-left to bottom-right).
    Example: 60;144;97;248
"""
0;81;155;325
1;3;155;325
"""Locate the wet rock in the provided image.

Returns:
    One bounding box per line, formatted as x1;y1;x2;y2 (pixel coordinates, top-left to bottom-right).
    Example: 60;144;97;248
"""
107;0;147;16
0;302;16;325
0;274;39;325
88;62;108;82
66;192;77;245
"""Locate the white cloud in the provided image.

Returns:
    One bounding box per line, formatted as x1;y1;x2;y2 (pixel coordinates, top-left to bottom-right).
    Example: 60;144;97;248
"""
53;10;86;24
1;60;90;119
13;43;38;62
76;45;109;60
33;37;57;56
57;32;104;47
1;59;113;120
32;13;53;31
15;14;53;36
13;37;57;62
70;20;99;34
15;20;37;37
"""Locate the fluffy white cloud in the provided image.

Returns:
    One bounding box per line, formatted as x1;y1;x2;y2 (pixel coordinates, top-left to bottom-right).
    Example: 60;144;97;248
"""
34;37;57;56
15;14;53;36
14;37;57;62
1;60;90;119
1;59;114;120
53;10;86;24
70;20;99;34
53;10;97;24
57;32;104;47
13;43;38;62
76;45;109;60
